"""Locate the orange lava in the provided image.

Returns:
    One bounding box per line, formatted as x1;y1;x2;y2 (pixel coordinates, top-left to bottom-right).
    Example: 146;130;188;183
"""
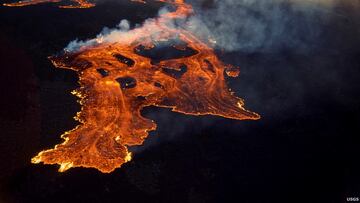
3;0;94;8
28;0;260;173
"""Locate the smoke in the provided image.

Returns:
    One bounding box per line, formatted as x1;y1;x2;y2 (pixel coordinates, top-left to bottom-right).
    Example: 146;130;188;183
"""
64;0;354;54
186;0;349;53
65;19;131;51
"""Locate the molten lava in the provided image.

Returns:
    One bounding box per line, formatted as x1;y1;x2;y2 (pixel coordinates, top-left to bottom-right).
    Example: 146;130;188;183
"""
3;0;94;8
13;0;260;173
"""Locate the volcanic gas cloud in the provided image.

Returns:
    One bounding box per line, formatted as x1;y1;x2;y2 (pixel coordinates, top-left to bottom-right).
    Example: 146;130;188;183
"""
7;0;260;173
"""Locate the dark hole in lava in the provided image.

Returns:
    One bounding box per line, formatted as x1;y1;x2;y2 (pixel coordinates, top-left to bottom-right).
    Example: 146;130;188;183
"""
204;59;215;73
134;40;198;64
113;54;135;67
136;96;147;101
154;82;164;89
162;64;187;79
116;77;137;89
96;68;109;77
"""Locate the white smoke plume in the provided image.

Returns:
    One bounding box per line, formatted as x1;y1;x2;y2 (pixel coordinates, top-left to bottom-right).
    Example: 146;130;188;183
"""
65;19;131;51
65;0;358;53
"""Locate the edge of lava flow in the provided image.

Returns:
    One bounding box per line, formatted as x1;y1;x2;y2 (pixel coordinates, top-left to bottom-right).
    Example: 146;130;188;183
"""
25;0;260;173
3;0;95;8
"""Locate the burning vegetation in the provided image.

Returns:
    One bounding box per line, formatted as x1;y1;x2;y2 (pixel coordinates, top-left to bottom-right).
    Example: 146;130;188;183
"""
6;0;260;173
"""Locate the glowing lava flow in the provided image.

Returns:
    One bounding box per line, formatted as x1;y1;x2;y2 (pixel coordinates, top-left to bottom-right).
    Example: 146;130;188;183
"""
27;0;260;173
3;0;94;8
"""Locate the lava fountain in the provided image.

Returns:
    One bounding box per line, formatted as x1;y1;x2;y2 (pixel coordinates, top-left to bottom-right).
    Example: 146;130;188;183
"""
7;0;260;173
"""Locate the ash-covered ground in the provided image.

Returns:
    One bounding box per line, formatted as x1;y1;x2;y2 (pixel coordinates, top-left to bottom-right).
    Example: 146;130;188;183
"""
0;0;359;202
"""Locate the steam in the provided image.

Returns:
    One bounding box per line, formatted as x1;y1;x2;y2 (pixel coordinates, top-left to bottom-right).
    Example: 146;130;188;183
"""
65;0;352;54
